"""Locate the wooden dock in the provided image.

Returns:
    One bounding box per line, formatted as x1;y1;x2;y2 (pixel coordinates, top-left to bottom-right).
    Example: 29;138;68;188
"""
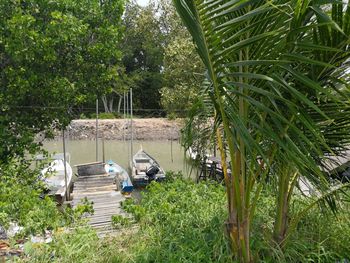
72;170;127;237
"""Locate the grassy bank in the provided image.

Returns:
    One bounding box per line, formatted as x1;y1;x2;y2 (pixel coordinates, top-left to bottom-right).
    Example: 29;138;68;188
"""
15;172;350;263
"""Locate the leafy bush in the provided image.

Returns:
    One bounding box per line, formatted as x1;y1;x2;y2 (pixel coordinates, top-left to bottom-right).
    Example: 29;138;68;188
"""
111;215;131;229
166;112;177;120
90;112;120;119
120;176;350;263
250;190;350;262
120;174;232;263
0;160;66;236
72;197;94;220
79;113;87;119
13;170;350;263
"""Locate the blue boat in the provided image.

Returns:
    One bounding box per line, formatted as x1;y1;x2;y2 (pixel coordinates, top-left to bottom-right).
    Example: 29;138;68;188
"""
105;160;133;194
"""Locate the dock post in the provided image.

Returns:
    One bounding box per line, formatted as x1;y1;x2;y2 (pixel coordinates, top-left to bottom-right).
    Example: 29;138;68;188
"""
171;136;173;163
102;137;105;163
96;98;99;161
123;91;126;142
126;92;129;163
62;129;69;201
130;88;133;159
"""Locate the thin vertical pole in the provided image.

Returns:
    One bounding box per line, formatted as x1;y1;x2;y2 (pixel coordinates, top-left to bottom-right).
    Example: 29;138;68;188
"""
123;91;126;142
130;88;133;161
213;138;217;157
126;92;129;163
102;137;105;163
62;129;69;201
171;138;173;163
96;98;99;162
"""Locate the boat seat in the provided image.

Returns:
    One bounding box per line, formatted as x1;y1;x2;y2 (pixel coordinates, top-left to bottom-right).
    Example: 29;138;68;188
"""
137;163;150;172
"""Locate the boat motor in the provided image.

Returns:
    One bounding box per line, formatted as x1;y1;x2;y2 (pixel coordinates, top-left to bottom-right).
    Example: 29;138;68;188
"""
146;165;160;181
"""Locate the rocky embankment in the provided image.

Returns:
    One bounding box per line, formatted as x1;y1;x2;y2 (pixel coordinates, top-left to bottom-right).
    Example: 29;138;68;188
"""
54;118;183;140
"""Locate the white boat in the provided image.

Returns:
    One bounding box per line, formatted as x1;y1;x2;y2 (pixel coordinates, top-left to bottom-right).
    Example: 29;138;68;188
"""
131;149;166;186
40;153;73;202
105;160;133;193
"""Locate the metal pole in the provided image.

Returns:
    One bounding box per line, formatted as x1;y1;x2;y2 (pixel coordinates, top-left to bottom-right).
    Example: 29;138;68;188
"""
123;91;126;142
96;98;99;161
126;92;129;163
102;137;105;163
130;88;133;160
171;138;173;163
62;129;69;201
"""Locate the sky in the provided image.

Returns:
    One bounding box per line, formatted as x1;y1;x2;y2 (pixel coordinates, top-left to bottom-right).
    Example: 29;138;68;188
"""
137;0;149;6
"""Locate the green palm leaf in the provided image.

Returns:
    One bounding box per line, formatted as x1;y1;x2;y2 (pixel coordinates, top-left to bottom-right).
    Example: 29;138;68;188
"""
174;0;350;260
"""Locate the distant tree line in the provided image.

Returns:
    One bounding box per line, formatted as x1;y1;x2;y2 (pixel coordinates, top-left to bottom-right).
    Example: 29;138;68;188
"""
0;0;202;162
79;0;204;118
0;0;126;161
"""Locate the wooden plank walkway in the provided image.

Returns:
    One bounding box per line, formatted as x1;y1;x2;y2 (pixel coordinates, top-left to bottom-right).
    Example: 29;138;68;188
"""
71;173;127;237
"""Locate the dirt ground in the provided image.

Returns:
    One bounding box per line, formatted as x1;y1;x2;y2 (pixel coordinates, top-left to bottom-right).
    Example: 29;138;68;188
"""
54;118;184;140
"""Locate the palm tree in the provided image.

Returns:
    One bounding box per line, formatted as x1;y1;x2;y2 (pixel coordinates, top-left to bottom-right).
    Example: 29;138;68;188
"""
174;0;350;262
272;1;350;248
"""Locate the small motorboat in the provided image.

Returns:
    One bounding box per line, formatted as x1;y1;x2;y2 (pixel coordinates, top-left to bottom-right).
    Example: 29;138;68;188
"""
105;160;133;194
40;153;73;202
131;149;166;186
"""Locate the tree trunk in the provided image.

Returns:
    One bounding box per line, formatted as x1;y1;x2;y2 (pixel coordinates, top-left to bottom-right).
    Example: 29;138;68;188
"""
108;97;114;113
117;95;122;114
226;197;252;263
273;169;291;247
217;129;252;263
101;95;109;113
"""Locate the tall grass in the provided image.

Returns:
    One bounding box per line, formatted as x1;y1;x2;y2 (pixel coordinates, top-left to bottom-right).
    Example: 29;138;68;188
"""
120;172;232;263
120;174;350;262
22;173;350;262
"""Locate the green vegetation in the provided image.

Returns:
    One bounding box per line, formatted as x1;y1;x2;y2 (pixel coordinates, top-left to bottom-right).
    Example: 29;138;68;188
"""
111;215;132;229
120;1;164;111
0;160;65;236
20;176;350;262
21;226;117;263
91;112;121;120
120;177;350;262
1;0;350;262
0;159;96;238
120;176;231;262
0;0;125;162
176;0;350;261
82;0;204;117
159;1;204;117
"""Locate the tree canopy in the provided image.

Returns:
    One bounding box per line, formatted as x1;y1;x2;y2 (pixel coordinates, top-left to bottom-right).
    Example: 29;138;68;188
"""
175;0;350;261
0;0;125;161
119;0;203;116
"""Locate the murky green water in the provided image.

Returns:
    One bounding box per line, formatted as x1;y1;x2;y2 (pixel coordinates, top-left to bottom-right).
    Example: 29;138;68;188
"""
43;139;196;177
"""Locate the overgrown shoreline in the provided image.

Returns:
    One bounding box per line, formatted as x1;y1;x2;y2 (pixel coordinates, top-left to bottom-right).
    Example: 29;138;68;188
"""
12;173;350;263
49;118;183;141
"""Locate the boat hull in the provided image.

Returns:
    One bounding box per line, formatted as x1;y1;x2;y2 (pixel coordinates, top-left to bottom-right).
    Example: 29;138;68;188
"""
41;159;73;203
105;161;133;193
131;149;166;187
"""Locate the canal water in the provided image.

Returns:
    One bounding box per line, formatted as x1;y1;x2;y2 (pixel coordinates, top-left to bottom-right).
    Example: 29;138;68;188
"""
43;139;196;178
